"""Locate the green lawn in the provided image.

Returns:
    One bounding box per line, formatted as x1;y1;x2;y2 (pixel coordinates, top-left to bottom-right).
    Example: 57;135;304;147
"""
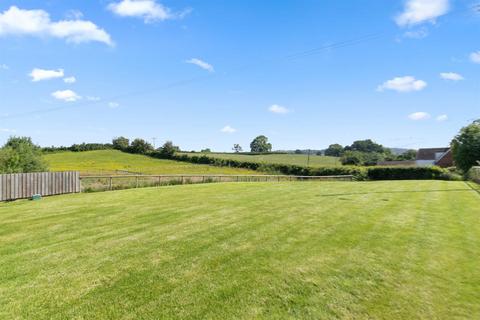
1;180;479;319
180;152;340;167
43;150;258;175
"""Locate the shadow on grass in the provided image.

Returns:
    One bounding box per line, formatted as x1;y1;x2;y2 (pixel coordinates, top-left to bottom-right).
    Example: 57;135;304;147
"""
316;188;474;197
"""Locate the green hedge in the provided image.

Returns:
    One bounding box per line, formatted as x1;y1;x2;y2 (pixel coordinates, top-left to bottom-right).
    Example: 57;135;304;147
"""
149;151;455;181
468;167;480;183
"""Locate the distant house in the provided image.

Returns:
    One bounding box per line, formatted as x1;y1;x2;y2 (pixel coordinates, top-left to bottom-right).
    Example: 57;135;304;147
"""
416;148;453;168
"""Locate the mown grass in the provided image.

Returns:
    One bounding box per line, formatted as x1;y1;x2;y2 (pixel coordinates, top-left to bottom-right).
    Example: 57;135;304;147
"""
43;150;259;175
180;152;340;167
1;180;479;319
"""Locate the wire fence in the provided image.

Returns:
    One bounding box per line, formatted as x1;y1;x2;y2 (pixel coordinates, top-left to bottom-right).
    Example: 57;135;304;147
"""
80;174;354;193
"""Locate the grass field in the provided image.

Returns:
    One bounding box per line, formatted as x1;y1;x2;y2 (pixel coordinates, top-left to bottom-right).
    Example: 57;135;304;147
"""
1;180;479;319
180;152;340;167
44;150;259;175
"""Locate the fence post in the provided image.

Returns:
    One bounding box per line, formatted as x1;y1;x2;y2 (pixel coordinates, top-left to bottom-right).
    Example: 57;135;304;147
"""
109;177;113;191
136;176;139;188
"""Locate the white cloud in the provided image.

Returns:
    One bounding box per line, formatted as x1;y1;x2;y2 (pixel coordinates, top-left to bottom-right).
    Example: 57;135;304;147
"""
470;51;480;64
377;76;427;92
0;64;8;70
108;0;189;23
0;6;113;46
269;104;290;114
220;125;236;133
29;68;64;82
185;58;214;72
51;89;81;102
436;114;448;121
440;72;464;81
403;28;429;39
86;96;101;101
63;76;76;84
396;0;449;27
0;128;16;133
408;112;431;120
108;102;120;108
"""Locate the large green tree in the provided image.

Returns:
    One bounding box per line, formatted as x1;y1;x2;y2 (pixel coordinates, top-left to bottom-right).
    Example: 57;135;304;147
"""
345;139;385;153
250;135;272;153
129;138;154;154
451;120;480;172
112;136;130;151
324;144;344;157
0;137;48;173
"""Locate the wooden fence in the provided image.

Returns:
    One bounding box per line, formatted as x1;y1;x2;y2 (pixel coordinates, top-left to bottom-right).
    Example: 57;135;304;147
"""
0;171;80;201
80;174;354;192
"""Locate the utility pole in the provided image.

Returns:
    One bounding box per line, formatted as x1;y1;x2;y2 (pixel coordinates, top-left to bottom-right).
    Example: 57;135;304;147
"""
307;149;311;167
152;137;156;149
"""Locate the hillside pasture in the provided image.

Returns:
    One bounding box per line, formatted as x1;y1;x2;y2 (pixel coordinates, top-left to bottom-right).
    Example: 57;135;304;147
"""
43;150;259;176
1;180;479;319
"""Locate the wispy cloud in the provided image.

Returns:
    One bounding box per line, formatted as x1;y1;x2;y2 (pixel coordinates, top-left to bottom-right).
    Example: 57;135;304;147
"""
29;68;64;82
0;128;16;133
408;112;431;120
0;6;113;46
185;58;214;72
108;102;120;108
377;76;427;92
269;104;290;114
396;0;449;27
436;114;448;121
403;28;429;39
52;89;81;102
108;0;190;23
470;51;480;64
86;96;101;101
0;64;8;70
440;72;464;81
220;125;236;133
63;76;76;84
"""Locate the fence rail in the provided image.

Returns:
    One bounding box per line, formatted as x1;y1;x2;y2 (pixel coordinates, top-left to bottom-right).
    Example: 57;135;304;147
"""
80;174;354;192
0;171;80;201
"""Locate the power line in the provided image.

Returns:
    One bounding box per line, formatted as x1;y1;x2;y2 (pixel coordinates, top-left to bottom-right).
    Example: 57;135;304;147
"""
0;32;384;121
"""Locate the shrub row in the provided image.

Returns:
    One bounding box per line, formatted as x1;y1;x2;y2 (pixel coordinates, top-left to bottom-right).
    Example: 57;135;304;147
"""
468;166;480;183
150;152;453;181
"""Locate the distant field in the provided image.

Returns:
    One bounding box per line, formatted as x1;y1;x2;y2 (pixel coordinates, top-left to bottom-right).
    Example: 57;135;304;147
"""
1;181;479;319
180;152;340;167
43;150;259;176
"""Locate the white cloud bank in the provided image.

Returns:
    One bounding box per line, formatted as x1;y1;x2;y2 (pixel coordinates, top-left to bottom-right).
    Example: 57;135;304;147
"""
108;0;189;23
396;0;450;27
377;76;427;92
221;125;236;133
185;58;214;72
269;104;290;114
408;112;431;120
0;6;113;46
470;51;480;64
29;68;64;82
440;72;464;81
51;90;81;102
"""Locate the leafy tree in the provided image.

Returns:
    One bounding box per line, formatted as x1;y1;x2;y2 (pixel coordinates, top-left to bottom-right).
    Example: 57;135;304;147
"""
201;148;212;153
250;135;272;153
129;138;154;154
294;149;303;154
397;149;417;161
160;141;179;157
112;136;130;150
0;137;48;173
451;120;480;172
232;144;243;153
324;144;344;157
344;139;384;153
340;151;364;165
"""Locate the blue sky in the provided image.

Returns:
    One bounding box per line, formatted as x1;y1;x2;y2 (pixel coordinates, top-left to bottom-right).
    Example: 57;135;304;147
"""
0;0;479;151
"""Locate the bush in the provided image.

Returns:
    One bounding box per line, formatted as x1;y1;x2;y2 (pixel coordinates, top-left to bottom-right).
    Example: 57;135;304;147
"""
468;167;480;183
365;166;449;180
0;137;48;173
128;139;154;154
